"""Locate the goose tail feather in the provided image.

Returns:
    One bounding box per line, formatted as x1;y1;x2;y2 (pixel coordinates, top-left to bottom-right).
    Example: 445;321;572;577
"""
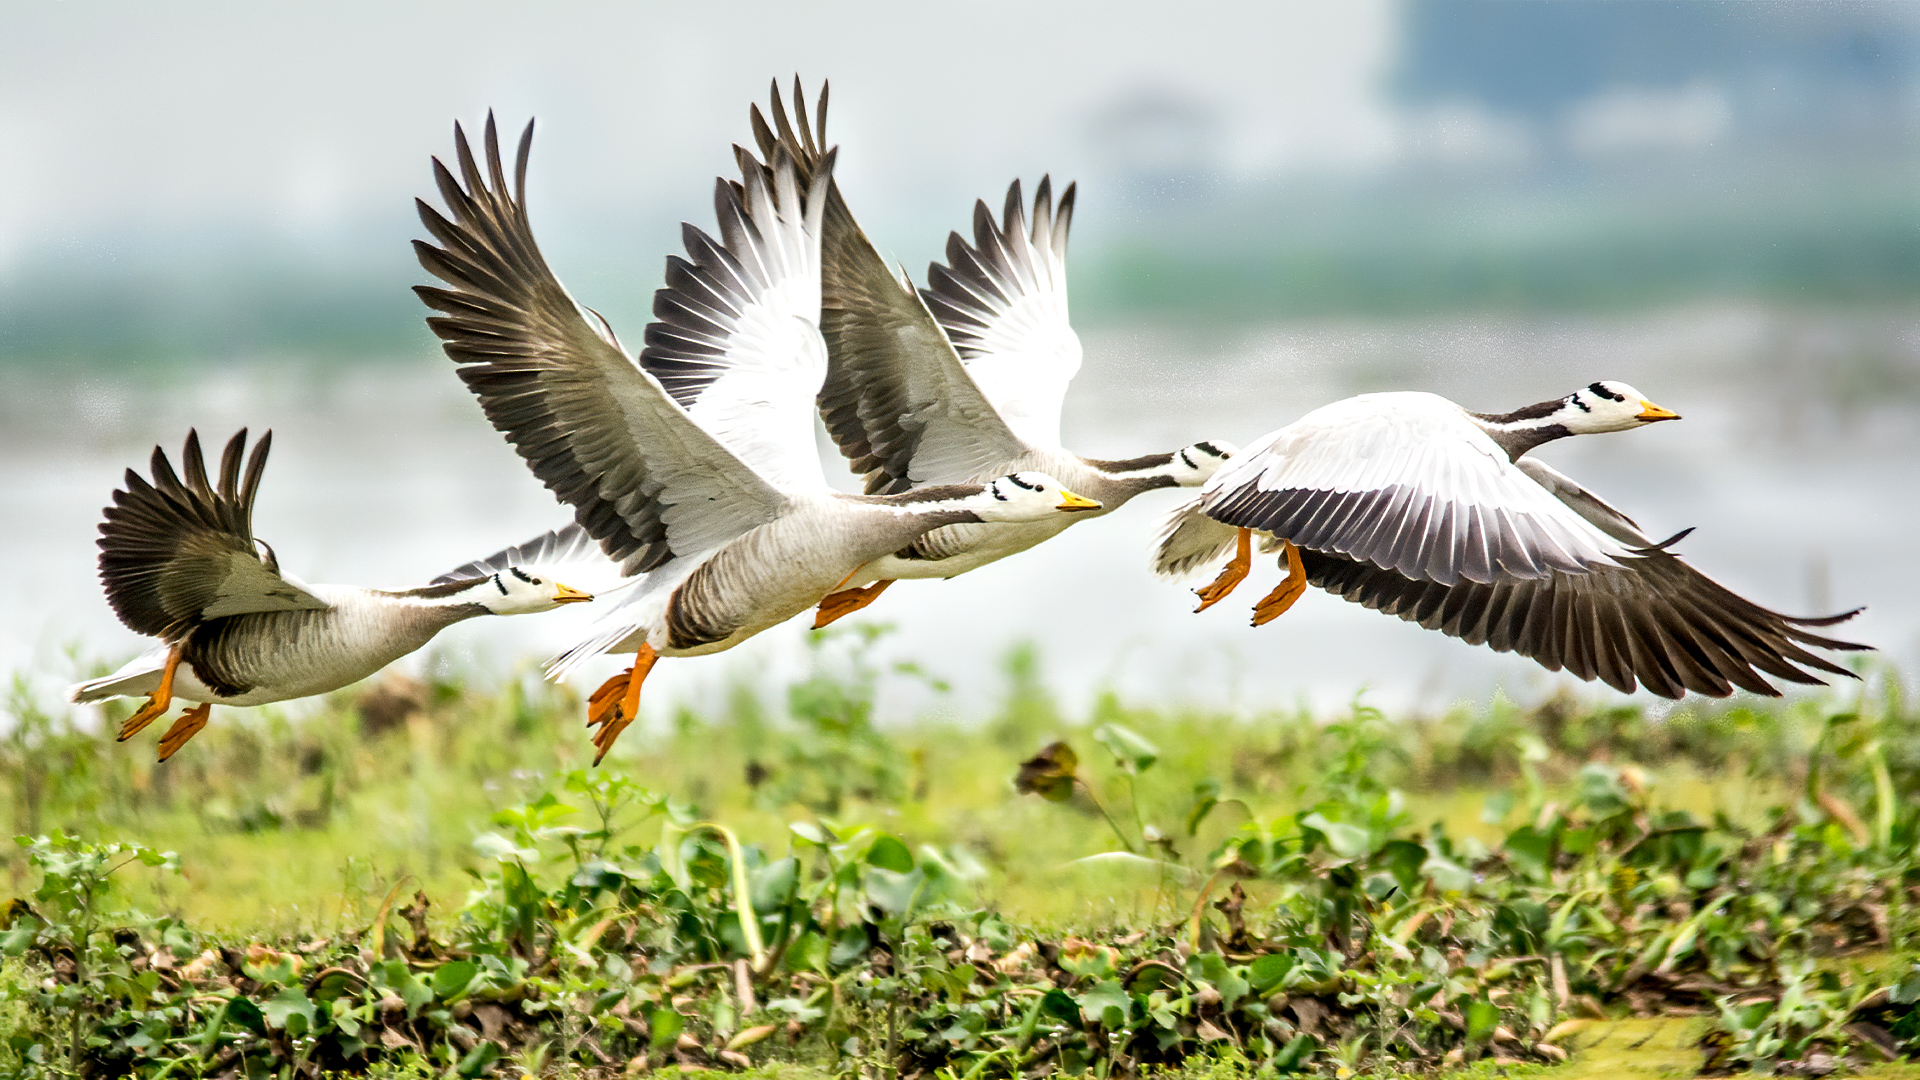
1152;499;1240;580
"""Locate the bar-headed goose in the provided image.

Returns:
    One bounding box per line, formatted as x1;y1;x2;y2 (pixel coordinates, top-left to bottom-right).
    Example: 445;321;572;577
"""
1153;383;1869;698
69;429;594;759
413;117;1100;762
706;81;1234;628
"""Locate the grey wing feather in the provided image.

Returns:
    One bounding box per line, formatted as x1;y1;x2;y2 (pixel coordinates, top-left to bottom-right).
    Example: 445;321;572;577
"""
748;78;1026;492
1300;546;1868;699
414;115;789;575
1152;498;1241;579
97;429;326;641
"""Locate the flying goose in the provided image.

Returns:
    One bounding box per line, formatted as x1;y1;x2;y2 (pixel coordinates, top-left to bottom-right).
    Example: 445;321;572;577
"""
69;429;594;759
413;117;1100;762
710;81;1234;628
1153;382;1869;698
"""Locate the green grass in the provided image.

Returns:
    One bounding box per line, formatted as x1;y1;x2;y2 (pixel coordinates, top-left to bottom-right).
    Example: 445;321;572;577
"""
0;634;1841;933
1;628;1916;1076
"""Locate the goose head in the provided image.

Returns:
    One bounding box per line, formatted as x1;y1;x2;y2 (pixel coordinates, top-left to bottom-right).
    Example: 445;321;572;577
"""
1474;380;1681;459
469;567;595;615
973;472;1102;522
1168;440;1238;486
1558;381;1681;434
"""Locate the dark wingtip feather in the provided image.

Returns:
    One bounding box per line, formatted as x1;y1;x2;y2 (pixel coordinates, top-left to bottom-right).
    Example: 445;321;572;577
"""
790;75;814;155
1634;527;1696;553
513;118;535;203
1789;606;1867;629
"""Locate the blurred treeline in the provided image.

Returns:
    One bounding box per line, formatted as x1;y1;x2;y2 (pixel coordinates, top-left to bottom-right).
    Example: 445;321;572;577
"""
4;153;1915;368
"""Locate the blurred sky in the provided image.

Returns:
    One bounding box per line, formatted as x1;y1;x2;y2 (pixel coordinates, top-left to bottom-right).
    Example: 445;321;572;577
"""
5;1;1909;265
2;1;1916;723
0;0;1397;269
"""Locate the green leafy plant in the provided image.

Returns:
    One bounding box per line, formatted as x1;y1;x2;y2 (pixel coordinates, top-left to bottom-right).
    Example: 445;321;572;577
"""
7;831;178;1075
8;649;1920;1077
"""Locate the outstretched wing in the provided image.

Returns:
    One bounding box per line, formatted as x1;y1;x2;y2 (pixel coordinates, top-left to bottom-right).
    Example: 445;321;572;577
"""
748;78;1026;492
1511;457;1652;546
429;520;622;588
97;429;327;640
921;176;1082;449
1300;543;1868;699
637;145;834;492
1198;393;1632;586
414;115;789;576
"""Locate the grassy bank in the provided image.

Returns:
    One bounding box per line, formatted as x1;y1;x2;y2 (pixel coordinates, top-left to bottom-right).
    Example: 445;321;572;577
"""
1;629;1915;1077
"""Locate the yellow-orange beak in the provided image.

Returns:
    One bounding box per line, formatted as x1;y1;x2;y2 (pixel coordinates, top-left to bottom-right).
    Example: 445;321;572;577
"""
1056;489;1102;512
552;582;594;604
1636;400;1681;422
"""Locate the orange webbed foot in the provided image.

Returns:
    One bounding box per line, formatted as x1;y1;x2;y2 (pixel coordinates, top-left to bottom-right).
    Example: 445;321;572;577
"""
156;703;211;762
584;645;657;765
812;580;895;629
1193;528;1254;613
118;696;171;741
1250;540;1308;627
591;715;632;767
587;670;630;732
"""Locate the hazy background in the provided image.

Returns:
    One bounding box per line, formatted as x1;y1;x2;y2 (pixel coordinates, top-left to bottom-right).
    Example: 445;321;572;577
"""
3;0;1915;725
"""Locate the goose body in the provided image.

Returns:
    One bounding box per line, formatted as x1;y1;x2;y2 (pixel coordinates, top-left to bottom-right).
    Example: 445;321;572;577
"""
70;430;592;758
76;584;529;707
552;482;1084;663
666;82;1234;624
414;117;1098;760
1155;383;1870;699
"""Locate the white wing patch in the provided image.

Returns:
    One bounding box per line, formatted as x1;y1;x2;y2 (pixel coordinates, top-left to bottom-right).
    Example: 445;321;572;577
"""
922;178;1082;452
1198;392;1633;586
652;158;831;492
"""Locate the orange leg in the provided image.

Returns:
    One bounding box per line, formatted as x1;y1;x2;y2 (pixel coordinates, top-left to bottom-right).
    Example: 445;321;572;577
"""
588;643;658;766
813;580;895;629
1251;540;1308;627
156;703;212;762
118;641;184;741
1193;528;1253;613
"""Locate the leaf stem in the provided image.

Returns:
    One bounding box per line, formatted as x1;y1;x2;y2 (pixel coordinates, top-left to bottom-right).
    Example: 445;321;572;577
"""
690;822;767;971
1075;778;1139;855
